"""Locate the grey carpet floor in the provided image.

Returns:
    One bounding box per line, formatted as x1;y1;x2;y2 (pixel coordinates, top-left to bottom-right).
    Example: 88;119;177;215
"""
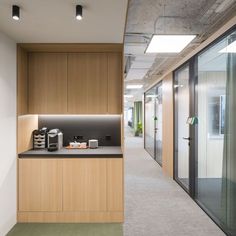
123;136;225;236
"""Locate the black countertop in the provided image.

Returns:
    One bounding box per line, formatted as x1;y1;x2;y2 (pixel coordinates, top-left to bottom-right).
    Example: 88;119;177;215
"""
19;146;123;158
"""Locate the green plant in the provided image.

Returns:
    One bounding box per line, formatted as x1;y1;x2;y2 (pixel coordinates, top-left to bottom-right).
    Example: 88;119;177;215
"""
135;122;142;136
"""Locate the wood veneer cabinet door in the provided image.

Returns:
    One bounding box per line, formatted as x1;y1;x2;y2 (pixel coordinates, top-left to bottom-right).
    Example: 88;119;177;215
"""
107;159;123;211
68;53;108;114
28;53;67;114
18;159;63;212
63;159;107;211
108;53;122;114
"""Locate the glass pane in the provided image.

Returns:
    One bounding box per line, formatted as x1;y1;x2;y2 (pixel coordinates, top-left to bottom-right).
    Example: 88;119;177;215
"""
145;87;156;158
155;84;163;165
196;30;236;235
175;65;190;190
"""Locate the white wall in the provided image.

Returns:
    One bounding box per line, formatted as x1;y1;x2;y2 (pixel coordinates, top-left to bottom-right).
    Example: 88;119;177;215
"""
0;32;16;236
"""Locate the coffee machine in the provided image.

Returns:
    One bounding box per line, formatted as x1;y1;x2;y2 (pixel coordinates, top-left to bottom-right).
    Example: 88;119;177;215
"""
47;129;63;151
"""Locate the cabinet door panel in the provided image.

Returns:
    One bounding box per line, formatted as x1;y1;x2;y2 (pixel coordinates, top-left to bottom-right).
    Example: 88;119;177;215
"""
28;53;67;114
108;53;122;114
68;53;108;114
63;159;107;211
107;159;123;211
18;159;62;212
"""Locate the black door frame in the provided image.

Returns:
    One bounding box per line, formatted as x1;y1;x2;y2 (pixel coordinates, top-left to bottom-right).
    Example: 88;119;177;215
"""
144;80;163;166
173;60;196;198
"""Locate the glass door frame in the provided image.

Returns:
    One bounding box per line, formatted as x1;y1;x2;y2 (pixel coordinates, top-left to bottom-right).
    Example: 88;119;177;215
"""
144;81;163;166
173;59;197;198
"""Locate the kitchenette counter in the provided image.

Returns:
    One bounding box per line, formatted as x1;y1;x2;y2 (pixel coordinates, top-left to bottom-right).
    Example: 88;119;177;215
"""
18;146;123;158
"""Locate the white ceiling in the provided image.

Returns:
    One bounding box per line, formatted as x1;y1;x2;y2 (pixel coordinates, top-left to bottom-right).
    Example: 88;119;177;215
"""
0;0;128;43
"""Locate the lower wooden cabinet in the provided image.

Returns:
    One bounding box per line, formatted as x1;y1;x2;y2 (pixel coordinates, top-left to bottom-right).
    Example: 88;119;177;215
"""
18;157;123;222
63;159;107;212
18;159;63;212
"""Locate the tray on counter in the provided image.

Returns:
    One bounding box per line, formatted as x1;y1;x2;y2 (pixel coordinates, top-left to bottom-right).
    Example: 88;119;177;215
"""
65;146;88;149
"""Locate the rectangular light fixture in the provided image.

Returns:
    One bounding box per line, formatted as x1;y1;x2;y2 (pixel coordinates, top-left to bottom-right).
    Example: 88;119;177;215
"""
146;95;157;98
126;84;143;89
124;95;134;98
219;41;236;53
146;35;196;53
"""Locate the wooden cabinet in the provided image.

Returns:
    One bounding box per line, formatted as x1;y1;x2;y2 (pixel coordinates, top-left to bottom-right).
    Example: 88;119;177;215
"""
108;53;122;114
18;157;123;222
28;53;68;114
107;159;123;211
67;53;108;114
18;159;62;212
27;52;122;114
63;158;107;211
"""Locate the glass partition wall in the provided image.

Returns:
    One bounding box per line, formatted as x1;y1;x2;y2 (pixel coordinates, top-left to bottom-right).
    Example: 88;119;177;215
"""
196;29;236;235
174;27;236;235
144;82;163;165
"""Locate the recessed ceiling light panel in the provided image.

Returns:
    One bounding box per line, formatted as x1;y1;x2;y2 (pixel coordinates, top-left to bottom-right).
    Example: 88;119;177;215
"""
124;95;134;98
146;35;196;53
126;84;143;89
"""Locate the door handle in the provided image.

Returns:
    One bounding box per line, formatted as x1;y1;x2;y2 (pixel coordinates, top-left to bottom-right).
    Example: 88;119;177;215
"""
182;137;191;141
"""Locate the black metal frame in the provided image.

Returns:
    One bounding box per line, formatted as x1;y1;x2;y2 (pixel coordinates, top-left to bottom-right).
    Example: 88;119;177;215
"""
144;81;163;166
173;24;236;236
173;62;192;194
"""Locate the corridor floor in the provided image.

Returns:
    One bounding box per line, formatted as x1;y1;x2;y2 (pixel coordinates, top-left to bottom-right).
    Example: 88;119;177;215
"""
123;136;225;236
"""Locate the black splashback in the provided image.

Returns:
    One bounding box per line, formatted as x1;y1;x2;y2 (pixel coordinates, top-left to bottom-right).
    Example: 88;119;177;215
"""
38;115;121;146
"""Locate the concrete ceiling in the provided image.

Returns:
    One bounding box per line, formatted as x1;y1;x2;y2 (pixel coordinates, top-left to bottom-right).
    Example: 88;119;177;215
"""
124;0;236;104
0;0;128;43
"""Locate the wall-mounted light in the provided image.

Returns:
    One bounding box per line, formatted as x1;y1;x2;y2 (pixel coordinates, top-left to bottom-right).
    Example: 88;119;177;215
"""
12;5;20;21
76;5;83;20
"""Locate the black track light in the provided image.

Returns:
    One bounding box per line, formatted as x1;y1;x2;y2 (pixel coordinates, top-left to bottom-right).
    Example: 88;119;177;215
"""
76;5;83;20
12;5;20;21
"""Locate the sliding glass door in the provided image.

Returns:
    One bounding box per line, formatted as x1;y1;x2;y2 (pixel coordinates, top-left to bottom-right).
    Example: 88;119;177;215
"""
144;82;163;165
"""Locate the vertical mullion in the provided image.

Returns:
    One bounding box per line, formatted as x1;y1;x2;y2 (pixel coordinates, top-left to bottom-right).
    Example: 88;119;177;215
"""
189;57;196;198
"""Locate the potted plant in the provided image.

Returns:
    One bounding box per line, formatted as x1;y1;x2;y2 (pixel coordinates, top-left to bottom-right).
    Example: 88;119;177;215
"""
135;122;143;137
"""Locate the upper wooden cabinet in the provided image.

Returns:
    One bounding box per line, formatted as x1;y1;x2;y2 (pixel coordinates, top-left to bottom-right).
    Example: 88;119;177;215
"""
26;51;122;114
68;53;108;114
108;53;122;114
28;53;68;114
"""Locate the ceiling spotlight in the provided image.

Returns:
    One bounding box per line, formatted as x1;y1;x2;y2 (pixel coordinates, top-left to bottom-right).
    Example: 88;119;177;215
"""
12;5;20;21
76;5;83;20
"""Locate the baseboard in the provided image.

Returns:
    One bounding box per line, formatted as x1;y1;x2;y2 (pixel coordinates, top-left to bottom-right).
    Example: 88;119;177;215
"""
17;211;124;223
